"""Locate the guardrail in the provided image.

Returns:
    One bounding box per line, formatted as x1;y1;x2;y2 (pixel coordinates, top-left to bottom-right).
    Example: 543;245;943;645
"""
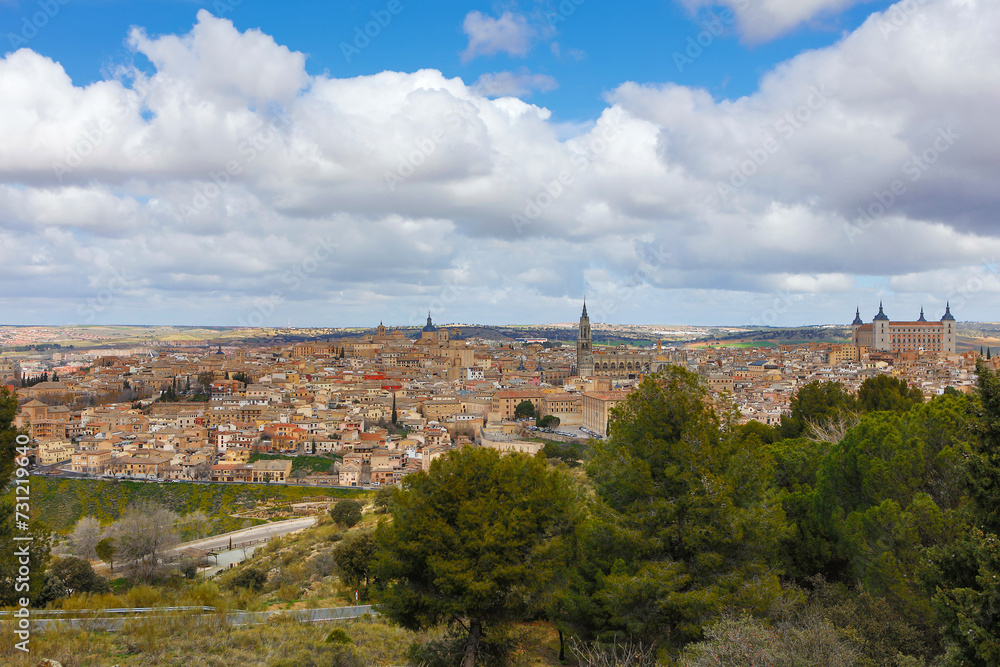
11;605;375;631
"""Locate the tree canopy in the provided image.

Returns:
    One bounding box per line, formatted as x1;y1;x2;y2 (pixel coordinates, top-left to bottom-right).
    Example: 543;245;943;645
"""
330;499;363;528
373;447;577;667
578;367;787;648
857;375;924;413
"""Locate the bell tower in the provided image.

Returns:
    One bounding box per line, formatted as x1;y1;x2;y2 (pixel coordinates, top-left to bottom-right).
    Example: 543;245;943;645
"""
577;301;594;378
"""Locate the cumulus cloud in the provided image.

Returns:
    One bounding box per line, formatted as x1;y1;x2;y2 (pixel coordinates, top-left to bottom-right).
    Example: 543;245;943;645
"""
460;10;536;62
1;1;998;325
683;0;877;42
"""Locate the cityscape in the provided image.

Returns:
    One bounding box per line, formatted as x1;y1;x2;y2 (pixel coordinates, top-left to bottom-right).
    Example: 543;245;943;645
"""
3;0;1000;665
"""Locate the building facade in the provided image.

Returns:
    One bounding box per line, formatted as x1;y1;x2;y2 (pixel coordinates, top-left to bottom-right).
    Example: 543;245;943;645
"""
576;302;594;378
852;303;956;354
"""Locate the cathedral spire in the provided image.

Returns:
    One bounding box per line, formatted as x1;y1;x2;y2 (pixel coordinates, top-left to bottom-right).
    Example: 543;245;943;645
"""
582;299;588;319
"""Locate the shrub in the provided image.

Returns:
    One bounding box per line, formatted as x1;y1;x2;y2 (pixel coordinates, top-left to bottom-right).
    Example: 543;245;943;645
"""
225;566;267;593
330;500;363;528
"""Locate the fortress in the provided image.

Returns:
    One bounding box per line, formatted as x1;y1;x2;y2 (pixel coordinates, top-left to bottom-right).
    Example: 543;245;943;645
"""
851;303;956;354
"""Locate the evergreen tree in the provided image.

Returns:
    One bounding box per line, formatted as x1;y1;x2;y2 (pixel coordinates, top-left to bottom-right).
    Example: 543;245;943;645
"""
374;447;577;667
925;361;1000;664
576;368;786;650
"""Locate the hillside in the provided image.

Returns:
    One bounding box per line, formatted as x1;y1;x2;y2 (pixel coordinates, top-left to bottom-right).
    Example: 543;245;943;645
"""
32;477;362;535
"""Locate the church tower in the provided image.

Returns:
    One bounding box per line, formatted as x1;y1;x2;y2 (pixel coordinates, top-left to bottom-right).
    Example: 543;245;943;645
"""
577;301;594;378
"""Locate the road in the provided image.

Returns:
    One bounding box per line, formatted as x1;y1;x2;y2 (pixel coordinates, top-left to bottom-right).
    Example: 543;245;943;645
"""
91;515;318;574
174;515;318;554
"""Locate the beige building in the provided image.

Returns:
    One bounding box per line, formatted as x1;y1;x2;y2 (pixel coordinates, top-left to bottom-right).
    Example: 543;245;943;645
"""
38;440;75;466
71;450;112;475
490;389;545;421
582;390;632;437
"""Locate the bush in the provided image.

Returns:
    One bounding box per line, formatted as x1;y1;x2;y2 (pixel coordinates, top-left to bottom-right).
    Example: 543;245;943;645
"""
225;566;268;593
326;628;352;644
330;499;363;528
277;583;300;601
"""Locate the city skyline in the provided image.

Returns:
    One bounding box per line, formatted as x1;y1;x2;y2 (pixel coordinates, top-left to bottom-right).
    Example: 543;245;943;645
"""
2;0;998;327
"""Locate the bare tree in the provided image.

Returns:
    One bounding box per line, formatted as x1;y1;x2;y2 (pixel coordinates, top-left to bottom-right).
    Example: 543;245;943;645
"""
805;411;860;444
569;638;659;667
70;516;105;560
180;510;212;540
113;501;179;582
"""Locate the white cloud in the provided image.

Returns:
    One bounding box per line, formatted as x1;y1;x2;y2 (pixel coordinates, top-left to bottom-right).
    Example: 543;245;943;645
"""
473;70;558;98
1;1;999;325
683;0;877;42
460;11;536;62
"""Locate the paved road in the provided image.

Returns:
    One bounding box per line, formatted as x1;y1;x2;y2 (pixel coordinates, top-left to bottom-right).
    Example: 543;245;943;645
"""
173;515;318;554
91;515;318;573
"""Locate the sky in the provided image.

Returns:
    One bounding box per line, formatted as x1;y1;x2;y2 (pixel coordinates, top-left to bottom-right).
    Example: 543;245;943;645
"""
1;0;997;329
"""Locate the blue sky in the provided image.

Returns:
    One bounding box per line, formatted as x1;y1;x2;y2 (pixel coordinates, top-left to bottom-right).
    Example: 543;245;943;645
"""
1;0;997;328
5;0;893;121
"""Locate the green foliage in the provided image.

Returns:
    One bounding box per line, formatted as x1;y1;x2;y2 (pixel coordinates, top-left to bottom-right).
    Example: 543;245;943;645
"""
514;399;536;419
249;453;337;475
95;536;116;572
542;439;587;465
373;485;394;514
374;447;577;666
28;476;359;534
537;414;560;428
579;367;787;649
36;556;109;606
326;628;352;644
330;499;363;528
779;380;858;439
225;566;268;593
857;375;924;413
924;361;1000;664
0;388;53;606
333;531;377;590
812;402;971;627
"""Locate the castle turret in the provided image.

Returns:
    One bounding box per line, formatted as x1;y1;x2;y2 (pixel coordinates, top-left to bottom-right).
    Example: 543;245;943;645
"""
873;302;891;351
941;302;956;352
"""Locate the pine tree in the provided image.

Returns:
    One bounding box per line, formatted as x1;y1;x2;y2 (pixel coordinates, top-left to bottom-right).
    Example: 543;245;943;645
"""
391;394;398;425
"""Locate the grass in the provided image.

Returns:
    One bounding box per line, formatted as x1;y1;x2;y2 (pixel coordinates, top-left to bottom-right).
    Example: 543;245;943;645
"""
2;506;575;667
32;477;364;534
249;453;340;476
